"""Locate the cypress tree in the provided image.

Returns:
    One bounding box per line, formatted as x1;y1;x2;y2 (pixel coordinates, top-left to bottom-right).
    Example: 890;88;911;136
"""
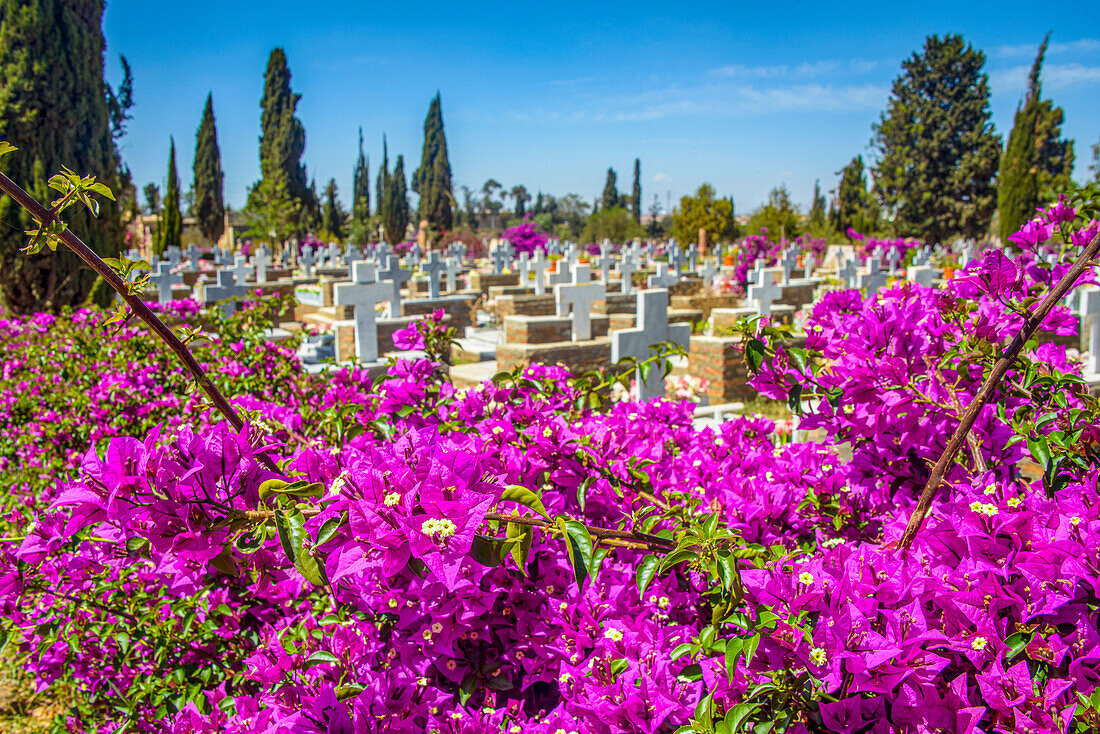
872;35;1000;243
156;138;182;255
351;127;370;233
809;179;826;229
998;34;1075;243
254;48;309;223
833;156;873;238
382;155;410;245
601;168;619;211
321;178;346;240
0;0;123;312
413;93;453;237
631;159;642;223
376;135;389;218
192;93;225;244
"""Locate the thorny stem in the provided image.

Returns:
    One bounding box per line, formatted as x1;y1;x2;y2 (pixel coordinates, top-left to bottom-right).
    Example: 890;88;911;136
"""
0;172;280;474
899;234;1100;550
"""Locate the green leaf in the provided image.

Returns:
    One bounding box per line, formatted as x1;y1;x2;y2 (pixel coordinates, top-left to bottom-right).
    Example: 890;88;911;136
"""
304;651;340;668
636;554;660;597
745;339;765;373
724;638;744;682
1027;435;1052;469
723;702;762;732
507;522;533;575
557;517;593;589
469;535;507;567
87;181;116;201
658;548;696;574
500;484;550;519
787;383;803;416
0;141;16;159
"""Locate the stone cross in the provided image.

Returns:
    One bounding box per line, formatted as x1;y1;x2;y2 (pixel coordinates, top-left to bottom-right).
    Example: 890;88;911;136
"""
422;251;445;299
907;266;938;287
748;268;783;317
334;262;391;363
379;256;411;317
598;244;614;284
1081;287;1100;375
858;259;888;297
150;261;182;304
647;266;678;289
165;245;182;269
444;258;462;293
406;242;423;269
912;247;931;267
698;258;717;284
803;253;817;278
746;260;767;286
668;243;684;277
838;258;859;288
205;270;251;316
346;244;362;264
618;256;637;295
516;253;531;285
490;245;508;274
686;243;698;273
252;246;270;284
554;264;605;341
886;249;901;273
185;244;202;271
299;248;317;277
533;263;547;296
612;289;691;401
326;242;341;267
233;255;253;285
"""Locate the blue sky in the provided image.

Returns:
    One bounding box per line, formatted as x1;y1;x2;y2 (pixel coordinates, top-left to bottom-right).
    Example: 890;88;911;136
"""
102;0;1100;215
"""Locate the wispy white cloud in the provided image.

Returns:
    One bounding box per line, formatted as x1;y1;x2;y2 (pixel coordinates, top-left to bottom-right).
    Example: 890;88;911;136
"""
995;38;1100;58
990;62;1100;92
653;172;669;182
709;58;879;79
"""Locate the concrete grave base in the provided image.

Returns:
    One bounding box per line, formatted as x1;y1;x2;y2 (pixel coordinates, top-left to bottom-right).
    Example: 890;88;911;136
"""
496;338;612;376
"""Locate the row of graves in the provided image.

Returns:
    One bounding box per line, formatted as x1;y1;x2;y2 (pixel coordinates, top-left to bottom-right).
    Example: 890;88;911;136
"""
137;236;1100;428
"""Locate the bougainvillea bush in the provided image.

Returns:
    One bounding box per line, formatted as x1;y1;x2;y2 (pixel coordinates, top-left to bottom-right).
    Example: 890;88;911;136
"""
2;191;1100;734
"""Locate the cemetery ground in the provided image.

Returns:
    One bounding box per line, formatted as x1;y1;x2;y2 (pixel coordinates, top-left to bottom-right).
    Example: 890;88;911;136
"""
1;182;1100;732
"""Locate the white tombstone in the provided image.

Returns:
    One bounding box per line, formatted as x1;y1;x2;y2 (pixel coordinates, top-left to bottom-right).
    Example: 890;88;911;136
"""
233;255;253;285
185;244;202;271
618;257;637;295
612;289;691;401
907;265;938;288
299;248;317;277
423;251;445;299
858;259;888;297
443;258;462;293
165;245;182;269
838;258;859;288
378;256;411;317
554;265;605;341
252;247;270;284
748;268;783;317
205;270;250;316
150;261;182;304
647;266;678;289
334;262;391;363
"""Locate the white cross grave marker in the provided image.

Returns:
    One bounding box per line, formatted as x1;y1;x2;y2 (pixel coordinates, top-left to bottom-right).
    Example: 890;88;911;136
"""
612;289;691;401
334;262;391;363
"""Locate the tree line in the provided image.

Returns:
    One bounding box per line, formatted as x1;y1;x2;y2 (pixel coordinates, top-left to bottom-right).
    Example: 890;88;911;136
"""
1;1;1099;314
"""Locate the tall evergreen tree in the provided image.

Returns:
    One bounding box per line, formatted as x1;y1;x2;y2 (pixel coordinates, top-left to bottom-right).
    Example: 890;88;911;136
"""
351;127;370;233
832;156;874;238
143;183;160;215
156;138;182;255
252;48;309;228
809;179;827;229
192;93;225;244
382;155;410;245
997;34;1075;242
872;35;1000;243
412;93;453;237
375;135;389;218
601;168;619;211
321;178;346;240
0;0;124;312
631;159;642;223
